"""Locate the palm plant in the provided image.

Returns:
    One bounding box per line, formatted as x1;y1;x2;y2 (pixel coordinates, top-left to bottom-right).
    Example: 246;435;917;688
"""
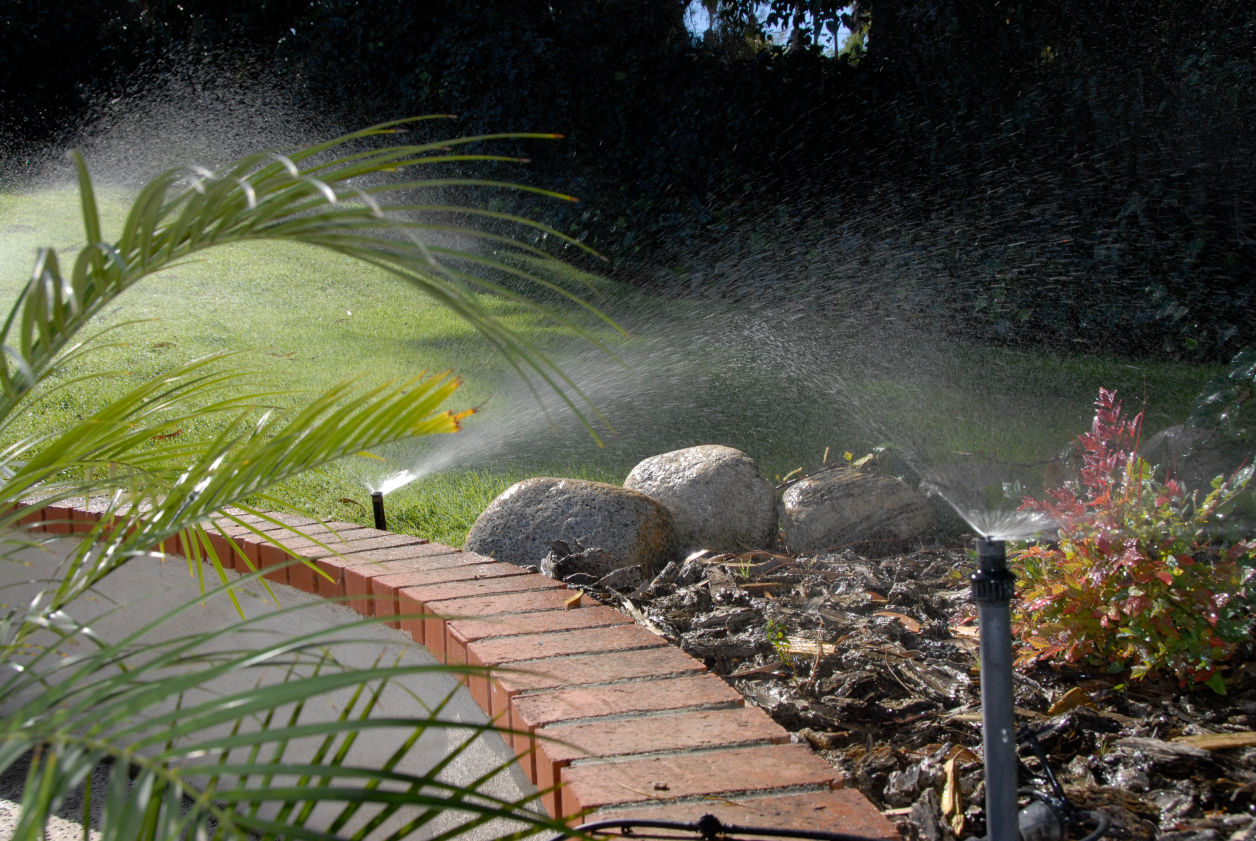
0;118;611;840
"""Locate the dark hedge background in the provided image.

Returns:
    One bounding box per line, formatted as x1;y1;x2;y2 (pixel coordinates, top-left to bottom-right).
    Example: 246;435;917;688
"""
2;0;1252;361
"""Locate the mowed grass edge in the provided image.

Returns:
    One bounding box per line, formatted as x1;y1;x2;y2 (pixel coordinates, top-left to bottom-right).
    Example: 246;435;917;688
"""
0;187;1222;547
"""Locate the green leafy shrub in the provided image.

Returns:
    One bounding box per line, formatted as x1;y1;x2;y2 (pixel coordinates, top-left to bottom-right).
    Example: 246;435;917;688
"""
1012;388;1256;693
1189;347;1256;444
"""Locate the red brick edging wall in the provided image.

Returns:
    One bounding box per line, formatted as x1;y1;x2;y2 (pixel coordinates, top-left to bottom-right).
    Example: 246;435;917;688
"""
17;501;897;839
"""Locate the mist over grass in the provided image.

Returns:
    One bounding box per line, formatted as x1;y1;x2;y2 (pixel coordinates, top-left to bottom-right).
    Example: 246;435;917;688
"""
0;82;1231;545
1;178;1220;546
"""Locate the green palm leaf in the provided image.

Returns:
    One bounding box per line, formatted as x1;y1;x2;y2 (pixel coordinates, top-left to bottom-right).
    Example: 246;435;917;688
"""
1;120;610;840
0;570;566;841
0;117;619;431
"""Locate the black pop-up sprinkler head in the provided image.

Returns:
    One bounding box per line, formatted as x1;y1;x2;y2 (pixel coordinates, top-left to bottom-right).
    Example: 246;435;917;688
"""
973;537;1018;841
371;491;387;531
970;538;1110;841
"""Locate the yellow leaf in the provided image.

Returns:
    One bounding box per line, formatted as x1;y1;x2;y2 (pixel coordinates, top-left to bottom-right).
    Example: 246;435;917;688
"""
944;745;980;764
941;755;964;836
1048;686;1094;716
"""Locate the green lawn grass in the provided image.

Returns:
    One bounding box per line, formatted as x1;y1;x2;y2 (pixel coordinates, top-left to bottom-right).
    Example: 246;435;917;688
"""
1;186;1223;547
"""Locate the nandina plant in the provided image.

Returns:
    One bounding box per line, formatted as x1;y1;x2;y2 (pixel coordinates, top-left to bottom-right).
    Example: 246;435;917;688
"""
1013;388;1256;693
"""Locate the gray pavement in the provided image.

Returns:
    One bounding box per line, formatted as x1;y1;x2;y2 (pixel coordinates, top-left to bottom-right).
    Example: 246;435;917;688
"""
0;538;538;840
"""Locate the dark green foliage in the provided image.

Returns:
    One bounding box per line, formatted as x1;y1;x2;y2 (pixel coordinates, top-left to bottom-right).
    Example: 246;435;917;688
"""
0;0;309;180
2;0;1254;360
1189;349;1256;443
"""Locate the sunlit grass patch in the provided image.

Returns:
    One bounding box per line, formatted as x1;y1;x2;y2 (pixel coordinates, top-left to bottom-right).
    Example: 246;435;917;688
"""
1;186;1224;547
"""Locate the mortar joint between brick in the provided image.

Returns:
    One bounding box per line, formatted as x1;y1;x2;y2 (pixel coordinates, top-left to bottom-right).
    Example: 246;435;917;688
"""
540;702;743;733
463;619;632;642
511;672;724;698
478;641;668;667
587;782;845;816
564;739;808;768
474;640;673;667
531;701;747;729
561;736;787;767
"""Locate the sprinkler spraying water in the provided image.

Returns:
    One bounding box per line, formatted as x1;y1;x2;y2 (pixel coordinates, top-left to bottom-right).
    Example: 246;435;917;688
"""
972;537;1110;841
371;491;387;531
972;538;1017;841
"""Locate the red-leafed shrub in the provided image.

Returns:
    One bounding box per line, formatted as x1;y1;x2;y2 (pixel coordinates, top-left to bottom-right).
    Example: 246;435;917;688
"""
1013;388;1255;693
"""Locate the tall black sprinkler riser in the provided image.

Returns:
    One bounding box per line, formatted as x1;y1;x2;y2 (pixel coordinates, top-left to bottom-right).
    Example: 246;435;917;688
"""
371;491;387;531
973;538;1018;841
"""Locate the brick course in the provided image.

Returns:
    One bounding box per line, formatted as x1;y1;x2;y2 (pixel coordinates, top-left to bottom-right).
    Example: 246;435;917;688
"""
534;705;789;815
21;500;898;839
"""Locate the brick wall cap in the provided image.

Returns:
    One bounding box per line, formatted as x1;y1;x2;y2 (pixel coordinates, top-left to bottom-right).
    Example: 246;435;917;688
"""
34;500;898;839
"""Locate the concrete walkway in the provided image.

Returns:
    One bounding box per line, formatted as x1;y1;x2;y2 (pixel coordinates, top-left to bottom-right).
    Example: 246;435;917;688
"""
0;538;537;841
9;502;900;840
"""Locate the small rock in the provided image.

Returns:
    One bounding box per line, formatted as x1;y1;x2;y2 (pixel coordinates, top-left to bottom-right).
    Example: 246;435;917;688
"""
464;477;676;573
909;788;956;841
625;445;777;552
780;467;936;555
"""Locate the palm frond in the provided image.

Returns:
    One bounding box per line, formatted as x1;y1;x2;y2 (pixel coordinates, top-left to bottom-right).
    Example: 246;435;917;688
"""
0;567;566;841
0;117;620;428
3;364;469;616
1;119;610;841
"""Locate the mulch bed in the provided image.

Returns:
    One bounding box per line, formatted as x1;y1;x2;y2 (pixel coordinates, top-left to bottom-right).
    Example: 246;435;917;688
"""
566;544;1256;841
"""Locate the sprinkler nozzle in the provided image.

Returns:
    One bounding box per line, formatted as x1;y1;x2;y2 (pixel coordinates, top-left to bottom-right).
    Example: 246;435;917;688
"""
973;538;1015;602
371;491;387;531
972;537;1018;841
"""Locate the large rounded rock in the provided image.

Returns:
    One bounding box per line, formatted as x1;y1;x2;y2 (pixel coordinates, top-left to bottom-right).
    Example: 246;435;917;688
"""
624;445;777;553
780;468;936;555
1142;423;1246;494
464;477;676;573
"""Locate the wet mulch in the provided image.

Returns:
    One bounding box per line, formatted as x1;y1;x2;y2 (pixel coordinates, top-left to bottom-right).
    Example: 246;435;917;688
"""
567;545;1256;841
